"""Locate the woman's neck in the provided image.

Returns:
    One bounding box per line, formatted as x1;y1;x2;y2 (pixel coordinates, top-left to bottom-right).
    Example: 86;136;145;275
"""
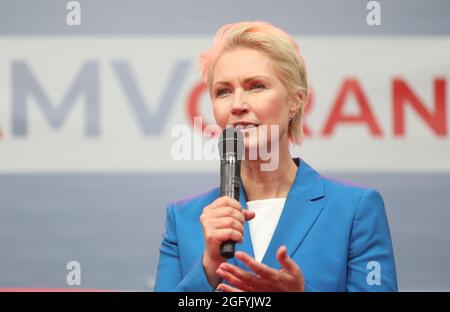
240;147;298;202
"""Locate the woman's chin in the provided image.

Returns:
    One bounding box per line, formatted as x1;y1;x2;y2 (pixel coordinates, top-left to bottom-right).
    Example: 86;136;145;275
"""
242;140;274;160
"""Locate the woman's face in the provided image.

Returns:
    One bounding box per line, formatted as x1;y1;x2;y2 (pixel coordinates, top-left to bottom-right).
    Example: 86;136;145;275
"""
211;47;292;155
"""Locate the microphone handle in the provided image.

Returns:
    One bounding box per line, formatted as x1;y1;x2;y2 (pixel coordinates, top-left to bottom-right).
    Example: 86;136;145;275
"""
220;160;241;259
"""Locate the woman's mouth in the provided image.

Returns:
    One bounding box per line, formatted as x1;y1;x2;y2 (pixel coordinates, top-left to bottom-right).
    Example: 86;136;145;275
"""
232;121;260;128
233;123;260;134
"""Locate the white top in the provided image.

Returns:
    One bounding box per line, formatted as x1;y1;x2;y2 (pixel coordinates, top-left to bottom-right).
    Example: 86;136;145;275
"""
246;198;286;263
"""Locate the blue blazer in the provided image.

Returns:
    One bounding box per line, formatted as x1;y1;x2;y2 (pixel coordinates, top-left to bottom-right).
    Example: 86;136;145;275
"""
154;158;398;292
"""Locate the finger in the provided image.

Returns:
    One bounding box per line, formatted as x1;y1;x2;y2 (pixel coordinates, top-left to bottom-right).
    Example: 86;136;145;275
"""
210;229;243;243
219;262;258;286
214;196;242;211
216;268;252;292
235;251;276;280
276;245;300;275
213;217;244;233
217;283;244;292
201;208;245;232
243;210;255;221
207;208;245;224
219;263;274;292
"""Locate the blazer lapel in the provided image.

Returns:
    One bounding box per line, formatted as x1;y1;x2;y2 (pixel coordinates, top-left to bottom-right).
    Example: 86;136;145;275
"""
261;159;325;269
229;158;325;271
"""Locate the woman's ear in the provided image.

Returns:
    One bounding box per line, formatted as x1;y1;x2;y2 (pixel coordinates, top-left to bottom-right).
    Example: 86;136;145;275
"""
288;91;304;116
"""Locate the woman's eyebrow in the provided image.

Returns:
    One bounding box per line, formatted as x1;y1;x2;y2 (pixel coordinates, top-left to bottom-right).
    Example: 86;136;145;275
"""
212;80;231;88
213;75;271;88
243;75;271;83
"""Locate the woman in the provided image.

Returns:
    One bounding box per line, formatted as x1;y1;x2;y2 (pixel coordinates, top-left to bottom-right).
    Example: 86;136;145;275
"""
154;21;397;292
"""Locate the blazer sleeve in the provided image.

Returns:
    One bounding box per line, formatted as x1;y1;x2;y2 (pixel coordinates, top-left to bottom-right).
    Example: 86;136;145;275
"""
346;189;398;291
153;202;216;292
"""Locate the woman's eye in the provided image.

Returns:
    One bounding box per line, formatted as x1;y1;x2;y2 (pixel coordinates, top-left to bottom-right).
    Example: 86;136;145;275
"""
251;83;265;90
216;89;230;97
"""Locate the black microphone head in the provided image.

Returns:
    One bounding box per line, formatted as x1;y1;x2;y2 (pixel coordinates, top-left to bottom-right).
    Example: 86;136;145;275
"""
218;127;244;160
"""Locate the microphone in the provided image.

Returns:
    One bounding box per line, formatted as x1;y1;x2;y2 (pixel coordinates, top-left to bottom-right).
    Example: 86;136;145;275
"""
218;127;244;259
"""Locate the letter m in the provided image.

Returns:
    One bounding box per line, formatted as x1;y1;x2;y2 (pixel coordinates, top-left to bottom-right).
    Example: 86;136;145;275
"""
12;61;99;136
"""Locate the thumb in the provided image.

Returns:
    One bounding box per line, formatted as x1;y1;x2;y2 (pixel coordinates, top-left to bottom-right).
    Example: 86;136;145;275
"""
243;209;255;221
276;245;300;275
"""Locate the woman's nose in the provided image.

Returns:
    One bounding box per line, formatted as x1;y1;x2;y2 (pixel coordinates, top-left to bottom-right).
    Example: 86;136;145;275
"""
230;90;249;115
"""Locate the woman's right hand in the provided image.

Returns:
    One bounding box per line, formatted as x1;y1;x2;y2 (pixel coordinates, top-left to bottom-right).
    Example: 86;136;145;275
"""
200;196;255;288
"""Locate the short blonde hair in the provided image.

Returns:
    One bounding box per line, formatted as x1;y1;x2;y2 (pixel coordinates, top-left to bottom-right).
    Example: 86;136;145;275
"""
199;21;309;144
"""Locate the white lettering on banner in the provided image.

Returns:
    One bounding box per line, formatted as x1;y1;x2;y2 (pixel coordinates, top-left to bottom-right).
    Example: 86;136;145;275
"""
0;37;448;172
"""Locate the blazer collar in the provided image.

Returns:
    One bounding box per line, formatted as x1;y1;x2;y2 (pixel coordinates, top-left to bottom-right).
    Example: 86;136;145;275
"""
232;158;325;270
